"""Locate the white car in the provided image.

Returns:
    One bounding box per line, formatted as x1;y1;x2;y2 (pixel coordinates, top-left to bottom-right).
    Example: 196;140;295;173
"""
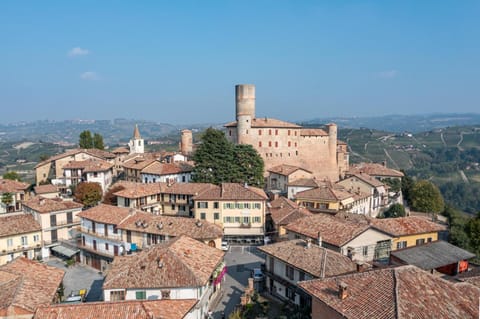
221;241;229;251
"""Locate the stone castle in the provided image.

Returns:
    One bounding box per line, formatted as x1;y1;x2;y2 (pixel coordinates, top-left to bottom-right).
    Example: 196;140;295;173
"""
225;84;349;181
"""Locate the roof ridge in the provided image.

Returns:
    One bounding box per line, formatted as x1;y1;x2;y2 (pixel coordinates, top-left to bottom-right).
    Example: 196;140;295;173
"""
393;268;400;319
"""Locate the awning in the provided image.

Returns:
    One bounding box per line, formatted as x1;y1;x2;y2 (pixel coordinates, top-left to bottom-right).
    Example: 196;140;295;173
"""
51;245;79;258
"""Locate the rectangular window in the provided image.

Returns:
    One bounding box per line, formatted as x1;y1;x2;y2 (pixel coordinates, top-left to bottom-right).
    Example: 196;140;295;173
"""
51;229;58;243
275;141;278;147
242;216;250;224
214;202;219;209
126;230;132;242
234;216;240;223
33;235;39;242
253;216;261;223
93;240;97;250
275;129;278;135
288;130;291;136
396;241;407;249
286;287;295;300
104;224;108;237
285;265;294;280
416;238;425;246
268;141;272;147
288;141;291;147
200;212;206;220
362;246;368;257
197;202;208;209
67;212;73;224
269;129;272;135
50;214;57;227
258;130;262;135
135;290;146;300
214;212;219;220
254;203;261;209
21;236;28;245
299;271;305;281
105;243;109;250
110;290;125;301
7;238;13;247
92;221;96;233
427;237;432;242
258;141;262;147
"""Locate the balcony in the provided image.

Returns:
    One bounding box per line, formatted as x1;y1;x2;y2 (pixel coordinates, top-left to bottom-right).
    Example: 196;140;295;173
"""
0;243;41;256
78;226;123;242
77;243;116;259
239;222;252;228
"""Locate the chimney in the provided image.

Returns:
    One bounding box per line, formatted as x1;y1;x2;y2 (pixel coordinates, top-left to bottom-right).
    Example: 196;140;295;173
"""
338;282;348;300
305;238;311;249
382;160;387;167
317;232;322;247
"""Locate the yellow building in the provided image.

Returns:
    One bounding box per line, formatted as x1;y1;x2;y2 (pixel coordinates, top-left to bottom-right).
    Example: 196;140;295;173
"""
293;185;355;213
23;197;83;259
369;216;446;250
193;183;268;244
0;214;42;265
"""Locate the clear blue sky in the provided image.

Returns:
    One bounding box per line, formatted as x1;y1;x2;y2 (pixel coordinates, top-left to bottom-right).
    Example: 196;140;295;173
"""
1;1;479;125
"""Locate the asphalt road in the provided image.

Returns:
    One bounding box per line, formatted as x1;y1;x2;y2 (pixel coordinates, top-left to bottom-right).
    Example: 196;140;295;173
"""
211;245;265;319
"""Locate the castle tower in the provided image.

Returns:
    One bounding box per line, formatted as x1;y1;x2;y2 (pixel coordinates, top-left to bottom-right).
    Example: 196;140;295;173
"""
236;84;255;144
326;123;338;167
128;124;144;154
180;129;193;155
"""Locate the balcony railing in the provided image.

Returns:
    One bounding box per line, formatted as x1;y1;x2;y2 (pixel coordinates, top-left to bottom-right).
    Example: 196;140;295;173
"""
77;243;116;259
0;243;41;256
78;226;123;242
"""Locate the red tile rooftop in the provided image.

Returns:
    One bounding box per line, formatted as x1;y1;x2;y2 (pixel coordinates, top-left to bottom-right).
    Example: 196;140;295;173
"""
268;164;312;175
0;214;41;237
299;265;480;319
77;204;132;225
23;196;83;213
33;299;197;319
369;216;446;236
0;178;30;192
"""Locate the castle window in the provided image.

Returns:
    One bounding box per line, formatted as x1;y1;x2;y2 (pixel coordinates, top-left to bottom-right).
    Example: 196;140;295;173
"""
259;141;262;147
275;141;278;147
288;130;291;136
275;129;278;135
229;130;232;136
246;130;248;134
268;141;272;147
296;151;299;156
295;131;297;136
269;130;272;135
295;142;297;147
288;153;291;156
288;141;291;147
259;130;262;135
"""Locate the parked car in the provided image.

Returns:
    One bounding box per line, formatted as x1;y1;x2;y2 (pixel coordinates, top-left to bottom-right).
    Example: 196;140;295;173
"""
221;241;230;251
252;268;264;281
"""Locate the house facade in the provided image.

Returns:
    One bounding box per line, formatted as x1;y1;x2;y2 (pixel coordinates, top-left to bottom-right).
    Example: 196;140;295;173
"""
0;179;30;214
193;183;268;244
62;159;114;193
22;197;83;258
102;236;225;319
0;214;42;265
140;161;193;184
266;165;313;194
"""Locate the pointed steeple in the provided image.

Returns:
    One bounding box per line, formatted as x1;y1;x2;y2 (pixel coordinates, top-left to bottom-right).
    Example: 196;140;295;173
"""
133;124;141;139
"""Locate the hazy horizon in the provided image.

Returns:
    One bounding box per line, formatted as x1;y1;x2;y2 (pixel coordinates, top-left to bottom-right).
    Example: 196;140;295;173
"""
2;1;479;124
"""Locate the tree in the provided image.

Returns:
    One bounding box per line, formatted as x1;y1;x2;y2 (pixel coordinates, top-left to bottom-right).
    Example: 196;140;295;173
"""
93;133;105;150
79;130;93;148
74;182;102;207
381;203;406;218
401;170;414;206
232;144;264;187
410;180;445;214
102;184;125;206
192;128;264;186
3;171;21;181
1;192;13;207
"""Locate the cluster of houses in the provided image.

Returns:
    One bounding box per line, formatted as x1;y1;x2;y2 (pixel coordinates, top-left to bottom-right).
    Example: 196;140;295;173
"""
0;124;479;318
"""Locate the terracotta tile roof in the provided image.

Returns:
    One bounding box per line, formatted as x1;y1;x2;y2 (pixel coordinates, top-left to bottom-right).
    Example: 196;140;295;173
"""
337;140;347;145
345;173;384;187
457;268;480;288
299;128;328;136
141;161;193;175
62;159;113;172
117;211;223;240
285;213;370;247
369;216;446;236
113;182;216;199
224;117;302;128
103;236;224;289
0;214;41;237
299;265;480;319
390;240;475;270
78;204;132;225
0;257;64;314
122;157;157;170
133;124;142;139
34;299;196;319
23;196;83;214
268;197;311;226
348;163;404;178
0;179;30;193
194;183;268;201
294;186;353;202
268;164;312;176
34;149;115;168
287;178;325;188
259;240;356;278
34;184;58;195
110;146;130;154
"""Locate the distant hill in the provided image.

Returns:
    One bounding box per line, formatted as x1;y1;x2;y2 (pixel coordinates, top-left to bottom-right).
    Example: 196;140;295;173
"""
302;113;480;133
